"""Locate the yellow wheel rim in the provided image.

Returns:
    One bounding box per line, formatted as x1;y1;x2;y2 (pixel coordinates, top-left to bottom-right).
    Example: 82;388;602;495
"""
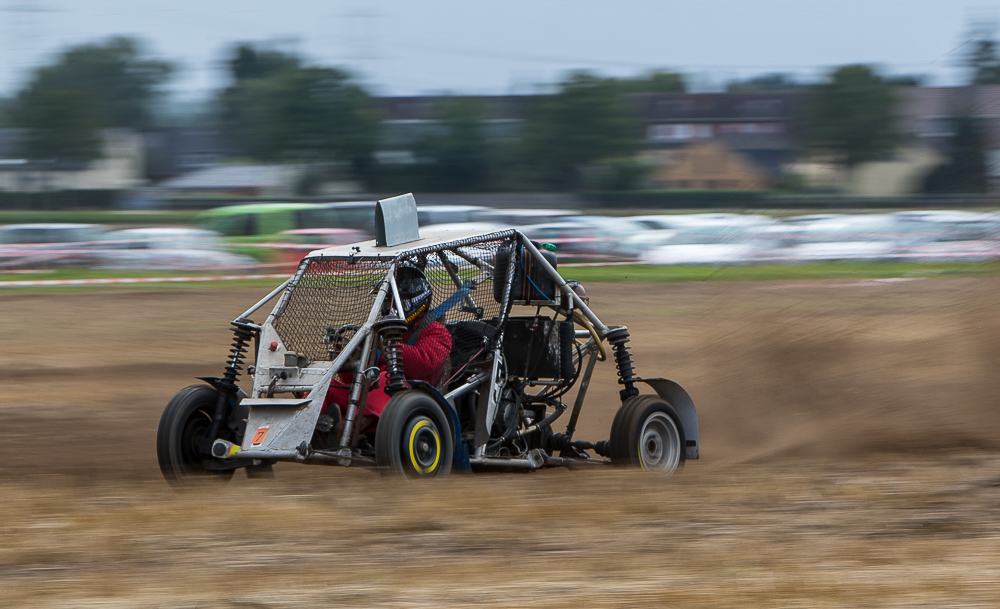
407;419;441;474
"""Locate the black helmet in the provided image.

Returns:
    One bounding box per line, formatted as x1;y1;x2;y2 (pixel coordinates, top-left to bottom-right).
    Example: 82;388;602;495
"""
397;263;432;324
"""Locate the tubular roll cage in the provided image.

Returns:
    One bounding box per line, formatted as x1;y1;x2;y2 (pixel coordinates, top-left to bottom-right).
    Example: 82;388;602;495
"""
205;229;698;468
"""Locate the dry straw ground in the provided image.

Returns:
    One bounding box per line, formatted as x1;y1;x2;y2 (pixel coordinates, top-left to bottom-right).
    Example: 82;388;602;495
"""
3;277;1000;607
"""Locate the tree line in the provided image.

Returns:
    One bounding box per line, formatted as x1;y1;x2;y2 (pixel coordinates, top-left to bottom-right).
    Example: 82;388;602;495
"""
2;29;998;194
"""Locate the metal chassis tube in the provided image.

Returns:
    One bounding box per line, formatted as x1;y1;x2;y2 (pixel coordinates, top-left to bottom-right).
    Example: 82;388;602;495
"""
564;345;600;441
437;251;479;312
208;279;294;442
517;233;610;336
340;262;397;449
444;372;489;404
339;328;377;449
469;449;612;471
202;277;298;452
520;234;651;406
471;247;517;458
232;325;373;461
231;265;394;462
386;266;406;320
237;278;293;323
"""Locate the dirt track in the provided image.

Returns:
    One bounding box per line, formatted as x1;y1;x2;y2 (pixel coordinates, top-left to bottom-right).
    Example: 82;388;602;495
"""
3;277;1000;606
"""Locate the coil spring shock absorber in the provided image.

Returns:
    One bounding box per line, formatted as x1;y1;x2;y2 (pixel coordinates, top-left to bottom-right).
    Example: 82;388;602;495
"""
223;318;256;389
606;327;639;401
374;316;409;394
206;317;257;450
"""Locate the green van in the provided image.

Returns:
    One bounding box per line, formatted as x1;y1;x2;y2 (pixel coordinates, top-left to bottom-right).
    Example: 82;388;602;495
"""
198;202;375;237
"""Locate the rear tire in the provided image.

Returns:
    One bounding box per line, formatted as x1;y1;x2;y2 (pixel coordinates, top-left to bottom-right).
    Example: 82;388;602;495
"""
375;391;453;478
609;395;685;475
157;384;236;486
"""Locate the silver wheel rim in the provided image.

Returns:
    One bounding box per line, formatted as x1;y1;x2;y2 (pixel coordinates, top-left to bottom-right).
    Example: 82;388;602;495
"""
638;412;681;474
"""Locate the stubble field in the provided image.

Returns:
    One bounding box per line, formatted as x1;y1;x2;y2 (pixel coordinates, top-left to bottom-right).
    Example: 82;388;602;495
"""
2;276;1000;607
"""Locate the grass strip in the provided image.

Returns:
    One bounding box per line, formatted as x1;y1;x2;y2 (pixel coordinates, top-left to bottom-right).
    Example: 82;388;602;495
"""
2;260;998;292
557;260;1000;283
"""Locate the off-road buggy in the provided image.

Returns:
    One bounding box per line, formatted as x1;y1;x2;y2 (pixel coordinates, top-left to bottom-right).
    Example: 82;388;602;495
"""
157;195;699;483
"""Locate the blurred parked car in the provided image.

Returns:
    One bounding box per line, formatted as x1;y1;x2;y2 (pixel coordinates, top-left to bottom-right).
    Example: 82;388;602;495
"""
416;205;490;227
91;227;257;270
479;208;581;227
778;214;847;225
777;214;904;261
639;225;766;265
630;213;777;230
892;211;1000;260
0;223;108;269
0;223;107;245
418;222;509;235
621;214;775;259
521;219;637;261
273;228;370;264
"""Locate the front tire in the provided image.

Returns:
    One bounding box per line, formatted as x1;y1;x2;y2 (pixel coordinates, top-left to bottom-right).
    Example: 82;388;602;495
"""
157;384;236;486
609;395;685;474
375;391;454;478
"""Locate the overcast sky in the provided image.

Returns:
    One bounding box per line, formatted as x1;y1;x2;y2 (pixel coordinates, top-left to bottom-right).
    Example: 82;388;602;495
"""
1;0;994;99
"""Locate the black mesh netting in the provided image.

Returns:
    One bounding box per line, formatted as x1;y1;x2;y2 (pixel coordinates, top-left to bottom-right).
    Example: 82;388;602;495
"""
271;234;517;373
272;258;392;361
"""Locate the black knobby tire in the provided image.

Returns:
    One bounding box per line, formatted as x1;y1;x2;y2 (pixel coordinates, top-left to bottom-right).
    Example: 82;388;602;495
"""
157;384;235;486
375;391;454;478
609;394;685;474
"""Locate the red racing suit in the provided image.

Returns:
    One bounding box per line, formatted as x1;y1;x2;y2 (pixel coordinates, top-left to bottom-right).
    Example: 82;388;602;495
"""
322;319;452;420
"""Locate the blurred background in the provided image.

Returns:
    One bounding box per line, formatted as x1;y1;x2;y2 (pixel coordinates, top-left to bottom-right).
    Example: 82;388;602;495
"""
8;5;1000;606
3;2;1000;276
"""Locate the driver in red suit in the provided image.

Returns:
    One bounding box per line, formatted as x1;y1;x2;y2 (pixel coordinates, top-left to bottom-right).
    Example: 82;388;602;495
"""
322;264;452;433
